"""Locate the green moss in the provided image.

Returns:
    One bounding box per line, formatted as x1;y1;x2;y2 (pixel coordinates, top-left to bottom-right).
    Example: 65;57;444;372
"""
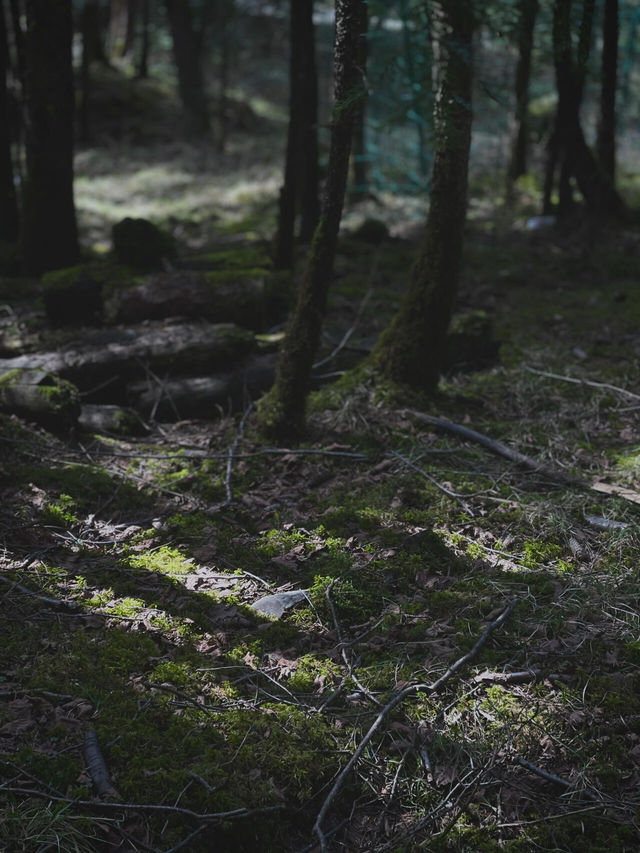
521;539;562;568
43;493;78;527
188;246;273;270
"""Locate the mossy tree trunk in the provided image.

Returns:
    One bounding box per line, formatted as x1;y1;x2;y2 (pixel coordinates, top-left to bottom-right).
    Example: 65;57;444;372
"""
0;0;19;243
596;0;618;179
367;0;474;391
274;0;319;268
258;0;364;443
507;0;538;185
165;0;210;135
22;0;79;274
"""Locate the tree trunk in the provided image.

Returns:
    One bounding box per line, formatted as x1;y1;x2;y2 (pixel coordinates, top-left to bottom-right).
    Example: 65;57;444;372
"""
165;0;210;135
22;0;78;274
0;0;19;243
274;0;319;268
349;0;369;201
368;1;474;391
297;0;320;242
109;0;129;58
544;0;625;219
124;0;137;56
137;0;151;77
257;0;364;443
507;0;538;184
8;0;26;93
400;0;430;181
596;0;618;179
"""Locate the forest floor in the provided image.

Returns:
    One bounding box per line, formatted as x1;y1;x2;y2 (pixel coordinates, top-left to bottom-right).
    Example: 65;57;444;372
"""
2;74;640;853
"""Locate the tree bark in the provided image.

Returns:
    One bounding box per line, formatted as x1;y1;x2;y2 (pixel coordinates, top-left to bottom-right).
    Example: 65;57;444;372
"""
349;0;369;201
258;0;364;443
8;0;26;93
297;0;320;242
368;0;474;391
274;0;319;268
507;0;538;184
109;0;129;58
0;0;19;242
165;0;210;135
22;0;79;274
544;0;625;219
596;0;618;179
137;0;151;78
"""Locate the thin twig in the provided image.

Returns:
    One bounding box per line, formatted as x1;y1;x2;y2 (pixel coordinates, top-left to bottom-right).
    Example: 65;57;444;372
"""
517;758;600;801
524;365;640;402
391;449;475;516
313;285;374;369
313;598;519;851
0;785;281;821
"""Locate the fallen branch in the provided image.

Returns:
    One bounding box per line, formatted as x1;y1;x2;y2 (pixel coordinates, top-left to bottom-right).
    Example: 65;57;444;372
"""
0;784;282;822
313;598;519;852
404;410;583;486
517;758;600;802
473;669;568;685
406;410;640;505
83;730;118;799
524;365;640;402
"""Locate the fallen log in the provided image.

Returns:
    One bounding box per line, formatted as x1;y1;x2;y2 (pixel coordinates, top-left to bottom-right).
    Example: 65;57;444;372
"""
0;321;256;402
0;368;79;432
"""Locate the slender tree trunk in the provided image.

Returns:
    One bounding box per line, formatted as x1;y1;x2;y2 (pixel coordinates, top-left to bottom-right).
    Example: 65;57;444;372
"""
274;0;319;267
297;0;320;242
109;0;129;58
165;0;210;135
544;0;625;219
507;0;538;184
349;0;368;201
22;0;78;274
8;0;26;92
124;0;137;56
368;1;474;390
0;0;19;242
257;0;364;443
137;0;150;78
596;0;618;179
400;0;429;181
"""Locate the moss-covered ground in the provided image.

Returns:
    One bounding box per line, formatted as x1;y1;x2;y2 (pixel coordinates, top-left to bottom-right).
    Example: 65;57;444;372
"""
2;186;640;851
0;34;639;849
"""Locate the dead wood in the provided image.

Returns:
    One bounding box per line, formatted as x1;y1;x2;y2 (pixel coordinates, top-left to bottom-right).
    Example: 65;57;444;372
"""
313;598;519;852
0;322;256;401
405;410;640;505
83;730;118;799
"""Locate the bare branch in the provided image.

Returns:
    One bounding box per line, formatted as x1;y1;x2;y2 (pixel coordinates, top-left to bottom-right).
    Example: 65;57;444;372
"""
313;598;519;851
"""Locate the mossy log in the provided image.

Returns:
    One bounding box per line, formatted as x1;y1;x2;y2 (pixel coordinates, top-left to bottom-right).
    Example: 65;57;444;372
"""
0;321;256;402
0;368;79;432
114;270;285;331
